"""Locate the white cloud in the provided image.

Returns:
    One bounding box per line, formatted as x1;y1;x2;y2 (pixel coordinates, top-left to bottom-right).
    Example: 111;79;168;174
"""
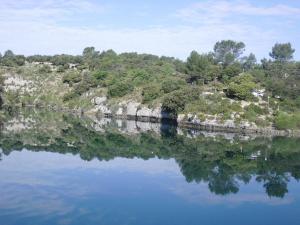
176;1;300;23
0;0;298;60
0;19;277;59
0;0;105;23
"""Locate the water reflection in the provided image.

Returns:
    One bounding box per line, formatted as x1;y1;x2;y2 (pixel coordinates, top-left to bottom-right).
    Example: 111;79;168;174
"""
1;110;300;225
0;110;299;200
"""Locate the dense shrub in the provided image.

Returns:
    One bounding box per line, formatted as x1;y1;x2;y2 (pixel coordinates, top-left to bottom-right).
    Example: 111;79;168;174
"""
161;79;185;94
274;112;300;130
38;65;52;73
93;71;108;80
63;92;79;102
244;104;268;115
63;72;82;84
162;87;201;116
108;81;134;98
142;85;161;103
221;63;242;81
226;73;256;100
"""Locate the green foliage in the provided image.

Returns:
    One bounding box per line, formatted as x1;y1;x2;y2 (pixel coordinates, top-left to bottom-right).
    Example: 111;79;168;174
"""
227;73;256;100
186;51;215;83
38;65;52;73
221;63;242;81
0;50;25;67
93;71;108;80
161;79;185;94
214;40;245;66
244;104;268;115
162;87;201;116
241;53;257;71
108;81;134;98
63;92;79;102
62;71;82;84
274;112;300;130
270;43;295;62
142;85;162;103
242;104;269;124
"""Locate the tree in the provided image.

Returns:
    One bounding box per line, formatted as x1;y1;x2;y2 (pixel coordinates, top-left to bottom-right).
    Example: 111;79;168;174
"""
269;43;295;62
221;63;242;81
214;40;245;66
82;47;100;70
3;50;14;58
186;51;214;83
241;53;257;71
226;73;256;100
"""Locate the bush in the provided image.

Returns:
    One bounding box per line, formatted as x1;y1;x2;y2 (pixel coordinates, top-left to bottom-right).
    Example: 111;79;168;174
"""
63;72;82;84
57;65;69;73
226;73;256;100
93;71;108;80
221;63;242;81
162;87;201;116
161;79;184;94
274;112;300;130
142;85;161;103
38;65;52;73
63;92;79;102
245;104;268;115
108;81;134;98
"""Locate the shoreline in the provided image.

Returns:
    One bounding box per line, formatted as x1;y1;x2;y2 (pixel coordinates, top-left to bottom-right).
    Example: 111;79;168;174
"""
6;104;300;137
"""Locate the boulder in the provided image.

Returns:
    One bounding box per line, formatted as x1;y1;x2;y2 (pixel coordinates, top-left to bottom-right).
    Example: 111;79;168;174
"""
126;101;140;117
137;106;152;117
116;107;124;116
92;96;107;105
177;114;186;123
96;105;111;114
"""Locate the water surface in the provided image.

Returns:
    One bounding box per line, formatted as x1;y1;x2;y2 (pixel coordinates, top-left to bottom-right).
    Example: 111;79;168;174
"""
0;111;300;225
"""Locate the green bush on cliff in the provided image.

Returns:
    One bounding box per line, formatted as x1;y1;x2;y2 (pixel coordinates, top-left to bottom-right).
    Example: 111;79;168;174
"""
274;112;300;130
226;73;256;100
108;81;134;98
162;87;201;116
63;71;82;84
161;79;185;94
142;85;162;103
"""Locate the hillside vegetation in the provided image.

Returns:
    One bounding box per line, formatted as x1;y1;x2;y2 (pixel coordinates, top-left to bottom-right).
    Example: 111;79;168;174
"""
0;40;299;130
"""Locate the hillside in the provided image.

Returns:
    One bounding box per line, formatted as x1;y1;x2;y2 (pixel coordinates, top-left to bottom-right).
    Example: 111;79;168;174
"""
0;41;299;133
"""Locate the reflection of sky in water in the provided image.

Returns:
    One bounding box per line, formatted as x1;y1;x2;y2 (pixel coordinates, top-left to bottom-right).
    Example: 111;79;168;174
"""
0;150;300;225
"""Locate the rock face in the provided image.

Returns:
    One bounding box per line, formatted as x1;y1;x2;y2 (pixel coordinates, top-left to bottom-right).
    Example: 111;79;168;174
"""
92;96;107;105
4;75;36;93
89;96;289;136
126;101;140;118
90;97;170;122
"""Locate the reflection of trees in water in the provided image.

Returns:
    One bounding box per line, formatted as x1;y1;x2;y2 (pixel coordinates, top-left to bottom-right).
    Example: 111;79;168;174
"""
256;172;289;198
0;112;300;198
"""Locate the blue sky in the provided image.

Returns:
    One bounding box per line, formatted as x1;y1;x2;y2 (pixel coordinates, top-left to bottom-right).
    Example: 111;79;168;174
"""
0;0;299;60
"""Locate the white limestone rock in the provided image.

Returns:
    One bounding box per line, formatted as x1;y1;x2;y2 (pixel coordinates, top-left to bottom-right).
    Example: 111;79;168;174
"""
126;101;140;117
92;96;107;105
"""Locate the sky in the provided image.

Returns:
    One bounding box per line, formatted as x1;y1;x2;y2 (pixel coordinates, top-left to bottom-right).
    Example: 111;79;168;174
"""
0;0;299;60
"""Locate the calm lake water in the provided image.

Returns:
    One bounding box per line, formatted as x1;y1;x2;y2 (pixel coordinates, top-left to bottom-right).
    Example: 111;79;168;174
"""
0;110;300;225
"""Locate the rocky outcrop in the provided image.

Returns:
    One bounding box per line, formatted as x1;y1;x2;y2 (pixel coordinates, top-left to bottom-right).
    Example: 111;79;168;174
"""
90;97;170;122
88;96;300;137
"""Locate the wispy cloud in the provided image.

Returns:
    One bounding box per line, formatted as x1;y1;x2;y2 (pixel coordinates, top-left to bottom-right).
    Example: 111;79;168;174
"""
0;0;105;23
176;1;300;23
0;0;299;60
